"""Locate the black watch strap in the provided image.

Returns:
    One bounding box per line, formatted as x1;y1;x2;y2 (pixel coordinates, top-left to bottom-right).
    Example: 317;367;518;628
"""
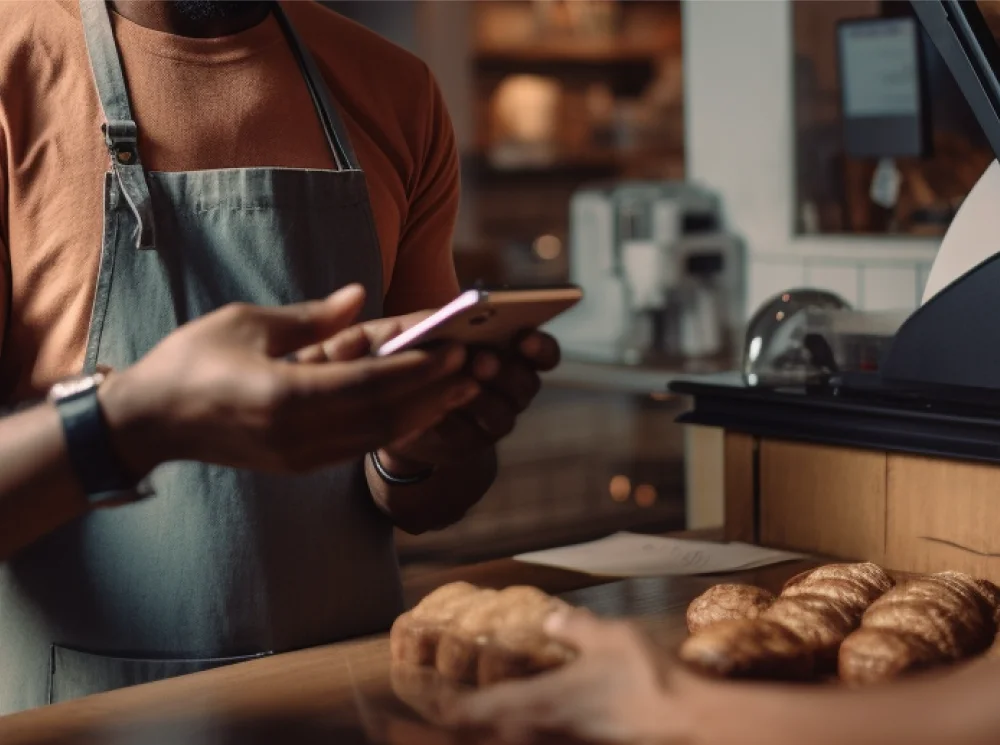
54;385;138;503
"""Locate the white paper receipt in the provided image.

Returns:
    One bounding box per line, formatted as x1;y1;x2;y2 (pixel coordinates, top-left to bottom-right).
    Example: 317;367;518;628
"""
514;533;806;578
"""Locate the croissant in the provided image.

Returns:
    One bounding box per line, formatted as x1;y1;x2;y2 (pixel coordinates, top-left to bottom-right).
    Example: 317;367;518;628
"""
678;618;815;680
839;572;995;685
686;584;776;634
768;562;894;669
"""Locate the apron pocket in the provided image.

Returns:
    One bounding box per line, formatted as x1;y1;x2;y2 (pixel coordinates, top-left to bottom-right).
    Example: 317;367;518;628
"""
49;645;268;705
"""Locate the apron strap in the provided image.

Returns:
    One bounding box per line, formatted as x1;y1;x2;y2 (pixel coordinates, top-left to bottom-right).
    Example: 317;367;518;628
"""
79;0;157;250
77;0;359;242
272;2;359;172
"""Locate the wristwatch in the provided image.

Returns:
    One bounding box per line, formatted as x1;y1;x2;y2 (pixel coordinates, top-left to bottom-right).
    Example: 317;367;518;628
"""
48;372;141;505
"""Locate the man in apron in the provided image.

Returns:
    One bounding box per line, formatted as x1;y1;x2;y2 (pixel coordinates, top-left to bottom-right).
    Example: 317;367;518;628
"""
0;0;560;714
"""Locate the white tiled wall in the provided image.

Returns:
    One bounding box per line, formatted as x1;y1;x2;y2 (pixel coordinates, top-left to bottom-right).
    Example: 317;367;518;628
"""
860;265;921;311
749;258;935;313
747;259;806;308
804;262;860;307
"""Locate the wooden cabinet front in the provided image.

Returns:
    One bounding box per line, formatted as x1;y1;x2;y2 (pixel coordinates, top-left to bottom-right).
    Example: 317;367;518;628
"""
885;454;1000;580
759;440;887;563
721;436;1000;582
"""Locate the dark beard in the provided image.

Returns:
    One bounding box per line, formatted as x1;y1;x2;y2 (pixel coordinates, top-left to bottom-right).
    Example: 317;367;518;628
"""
171;1;252;21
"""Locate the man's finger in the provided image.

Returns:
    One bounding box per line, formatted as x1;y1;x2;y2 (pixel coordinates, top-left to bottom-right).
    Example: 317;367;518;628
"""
438;410;495;453
517;331;561;372
293;324;372;364
383;412;485;466
260;285;367;358
378;377;481;445
322;325;373;361
288;377;479;466
542;608;607;648
297;308;436;362
462;389;517;440
288;344;467;401
479;356;541;412
360;309;433;349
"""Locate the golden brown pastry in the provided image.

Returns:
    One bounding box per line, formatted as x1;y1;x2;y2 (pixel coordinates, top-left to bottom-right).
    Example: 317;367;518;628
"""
389;582;487;666
686;584;776;634
782;562;894;609
774;563;895;669
678;619;814;681
762;594;856;668
866;576;990;657
929;571;996;623
839;572;994;685
972;578;1000;628
391;582;576;687
786;561;892;588
435;586;569;685
434;590;511;684
477;593;576;685
838;627;943;684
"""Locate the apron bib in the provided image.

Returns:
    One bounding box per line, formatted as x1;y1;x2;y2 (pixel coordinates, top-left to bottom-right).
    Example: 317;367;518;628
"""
0;0;403;715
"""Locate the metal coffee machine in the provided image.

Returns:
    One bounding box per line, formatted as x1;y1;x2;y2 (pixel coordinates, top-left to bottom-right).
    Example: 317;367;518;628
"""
546;181;745;365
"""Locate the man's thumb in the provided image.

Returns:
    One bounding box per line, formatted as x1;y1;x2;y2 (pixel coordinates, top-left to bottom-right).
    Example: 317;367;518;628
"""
543;608;603;646
262;284;367;358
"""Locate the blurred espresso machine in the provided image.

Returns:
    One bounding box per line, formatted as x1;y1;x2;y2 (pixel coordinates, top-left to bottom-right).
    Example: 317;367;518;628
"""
547;181;745;365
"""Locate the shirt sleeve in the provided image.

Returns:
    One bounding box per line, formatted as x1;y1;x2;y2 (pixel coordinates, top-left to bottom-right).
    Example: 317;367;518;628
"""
382;64;461;317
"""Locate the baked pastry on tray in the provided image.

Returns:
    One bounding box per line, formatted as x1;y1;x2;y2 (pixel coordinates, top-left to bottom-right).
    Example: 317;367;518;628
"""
390;583;576;687
680;563;1000;684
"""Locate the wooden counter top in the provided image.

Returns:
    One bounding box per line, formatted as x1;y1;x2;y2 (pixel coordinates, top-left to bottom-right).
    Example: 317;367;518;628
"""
0;533;816;745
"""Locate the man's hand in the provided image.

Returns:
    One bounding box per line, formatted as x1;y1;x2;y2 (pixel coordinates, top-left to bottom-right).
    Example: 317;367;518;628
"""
99;286;479;479
302;310;561;473
444;609;696;745
381;330;559;472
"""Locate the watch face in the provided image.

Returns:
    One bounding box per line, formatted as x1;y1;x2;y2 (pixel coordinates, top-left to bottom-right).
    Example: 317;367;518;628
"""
48;373;106;403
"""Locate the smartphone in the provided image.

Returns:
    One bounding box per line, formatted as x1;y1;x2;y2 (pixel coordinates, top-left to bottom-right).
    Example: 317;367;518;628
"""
374;285;583;357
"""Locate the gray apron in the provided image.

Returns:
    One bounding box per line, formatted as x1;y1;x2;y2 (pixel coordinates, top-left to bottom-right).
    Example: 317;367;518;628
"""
0;0;403;715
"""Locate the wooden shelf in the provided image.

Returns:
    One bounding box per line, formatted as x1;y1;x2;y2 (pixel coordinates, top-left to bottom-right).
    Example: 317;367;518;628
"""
465;149;621;176
463;149;683;179
474;37;668;65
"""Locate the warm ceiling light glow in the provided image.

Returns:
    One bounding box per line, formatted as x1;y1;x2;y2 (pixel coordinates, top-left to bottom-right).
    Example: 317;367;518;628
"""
634;484;657;507
609;475;631;502
533;234;562;260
